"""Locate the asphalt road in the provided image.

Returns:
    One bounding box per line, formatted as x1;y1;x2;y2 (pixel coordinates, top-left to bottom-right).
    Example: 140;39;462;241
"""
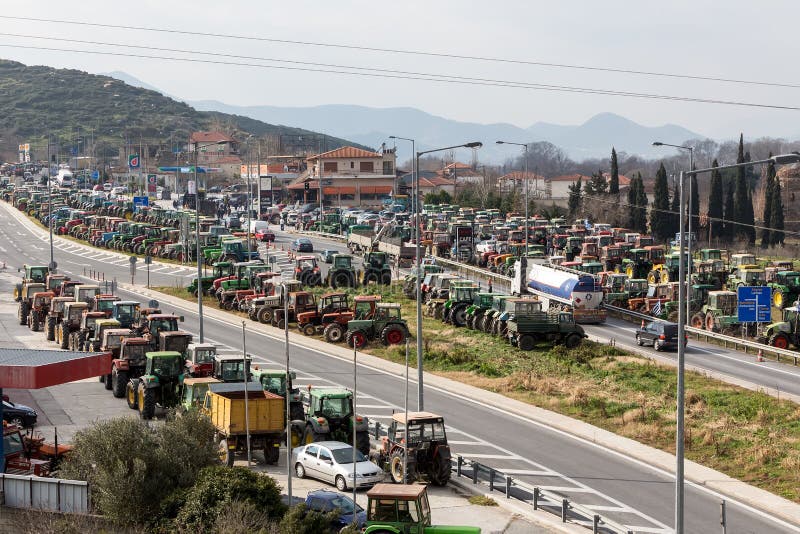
2;203;798;534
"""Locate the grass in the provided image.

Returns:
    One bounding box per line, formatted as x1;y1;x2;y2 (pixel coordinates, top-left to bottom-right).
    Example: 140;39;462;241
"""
468;495;498;506
151;280;800;503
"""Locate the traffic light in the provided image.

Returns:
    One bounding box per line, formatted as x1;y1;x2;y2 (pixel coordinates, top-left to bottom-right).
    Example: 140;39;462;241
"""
304;181;310;191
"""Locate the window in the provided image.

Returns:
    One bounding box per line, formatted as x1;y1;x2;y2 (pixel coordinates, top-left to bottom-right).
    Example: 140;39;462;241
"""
318;449;332;462
383;161;394;175
360;161;374;173
323;162;338;173
350;161;355;169
371;500;398;522
341;193;355;201
305;444;319;457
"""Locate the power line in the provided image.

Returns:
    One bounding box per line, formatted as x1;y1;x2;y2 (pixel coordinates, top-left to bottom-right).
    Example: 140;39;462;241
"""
2;14;799;90
2;42;800;112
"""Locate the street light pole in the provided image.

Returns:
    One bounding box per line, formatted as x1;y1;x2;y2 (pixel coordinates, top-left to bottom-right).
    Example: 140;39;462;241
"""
672;151;800;534
652;142;694;323
496;141;529;251
194;141;203;343
414;141;482;410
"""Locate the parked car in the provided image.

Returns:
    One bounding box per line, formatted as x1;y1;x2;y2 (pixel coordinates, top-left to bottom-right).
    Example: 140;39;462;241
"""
292;238;314;253
103;182;113;192
2;399;38;428
319;249;337;263
255;228;275;242
304;489;366;530
635;320;687;351
111;186;127;195
292;441;384;490
224;215;242;229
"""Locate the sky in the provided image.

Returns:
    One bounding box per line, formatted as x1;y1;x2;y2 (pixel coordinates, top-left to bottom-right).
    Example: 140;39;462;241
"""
1;1;799;141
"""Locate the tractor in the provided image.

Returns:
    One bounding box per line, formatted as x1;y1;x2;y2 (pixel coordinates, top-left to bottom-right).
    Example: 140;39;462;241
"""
69;311;107;351
99;328;135;390
359;251;392;285
729;253;757;274
726;267;765;291
618;248;652;279
14;264;49;302
271;291;317;329
296;292;353;337
443;282;480;327
27;291;54;332
363;484;480;534
321;295;381;343
768;271;800;310
648;251;686;284
17;282;46;326
691;290;739;334
56;302;89;349
109;337;151;398
465;292;498;330
326;254;358;288
126;351;185;419
294;255;322;287
300;386;371;455
760;306;800;349
691;259;727;290
85;318;122;352
251;367;304;421
345;303;409;348
184;343;218;378
377;412;452;486
110;300;141;329
91;294;121;317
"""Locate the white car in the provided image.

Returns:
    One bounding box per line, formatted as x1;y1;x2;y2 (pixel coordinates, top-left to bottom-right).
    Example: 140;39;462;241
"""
292;441;384;490
111;186;127;195
103;183;113;192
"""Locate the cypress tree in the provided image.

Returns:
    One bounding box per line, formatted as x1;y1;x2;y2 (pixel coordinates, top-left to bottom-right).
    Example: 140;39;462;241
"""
733;133;755;243
609;147;620;194
651;163;671;242
626;173;637;230
771;173;785;246
635;172;649;233
568;177;582;219
707;160;723;242
723;181;735;242
670;179;681;239
760;158;775;248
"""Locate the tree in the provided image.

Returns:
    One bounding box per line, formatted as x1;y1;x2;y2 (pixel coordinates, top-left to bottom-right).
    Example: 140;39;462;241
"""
771;172;785;246
650;163;671;242
634;172;649;233
723;180;735;242
733;134;756;243
567;177;582;219
59;412;218;525
609;147;620;194
423;190;451;205
627;173;638;230
279;503;342;534
761;158;775;248
670;179;681;239
583;169;608;196
707;160;723;242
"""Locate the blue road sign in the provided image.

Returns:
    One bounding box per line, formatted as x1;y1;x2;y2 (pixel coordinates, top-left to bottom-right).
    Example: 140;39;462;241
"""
132;196;149;208
91;170;100;180
737;286;772;323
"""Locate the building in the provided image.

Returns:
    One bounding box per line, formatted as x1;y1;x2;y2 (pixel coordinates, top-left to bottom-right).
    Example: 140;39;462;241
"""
187;132;242;178
549;172;631;199
286;146;397;207
399;171;455;197
497;171;549;198
442;162;483;185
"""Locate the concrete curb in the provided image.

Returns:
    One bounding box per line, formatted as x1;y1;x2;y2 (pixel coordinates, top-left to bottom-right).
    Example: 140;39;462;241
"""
5;202;800;528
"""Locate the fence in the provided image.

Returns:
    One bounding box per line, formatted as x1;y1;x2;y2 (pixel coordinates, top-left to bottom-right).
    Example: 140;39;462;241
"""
0;473;90;513
369;420;631;534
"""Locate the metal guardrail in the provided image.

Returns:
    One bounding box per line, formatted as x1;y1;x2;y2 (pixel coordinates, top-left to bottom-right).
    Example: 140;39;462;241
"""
602;303;800;366
427;256;513;288
369;421;631;533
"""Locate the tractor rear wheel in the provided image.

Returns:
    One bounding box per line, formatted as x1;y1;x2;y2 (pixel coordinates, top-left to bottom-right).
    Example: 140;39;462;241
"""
104;373;113;390
126;381;139;409
302;324;316;336
18;302;29;325
332;271;352;289
324;323;345;343
346;330;367;349
302;425;327;446
364;271;379;285
139;386;155;420
45;317;56;341
770;333;790;349
690;313;705;329
518;334;535;351
112;369;128;398
381;326;405;346
264;443;280;465
306;272;321;286
30;313;40;332
59;325;69;349
274;318;286;329
452;305;468;327
428;456;451;486
773;290;785;309
219;438;235;467
257;307;274;324
380;271;392;285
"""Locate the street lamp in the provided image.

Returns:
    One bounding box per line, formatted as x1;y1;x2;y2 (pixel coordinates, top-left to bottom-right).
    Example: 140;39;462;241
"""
670;151;800;534
496;141;530;252
653;141;694;325
414;141;482;410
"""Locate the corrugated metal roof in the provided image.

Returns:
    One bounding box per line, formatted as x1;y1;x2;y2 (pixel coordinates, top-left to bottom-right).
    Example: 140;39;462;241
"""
0;348;99;366
0;348;111;389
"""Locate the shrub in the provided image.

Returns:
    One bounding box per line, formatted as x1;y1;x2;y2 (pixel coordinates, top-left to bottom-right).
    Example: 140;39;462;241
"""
278;503;339;534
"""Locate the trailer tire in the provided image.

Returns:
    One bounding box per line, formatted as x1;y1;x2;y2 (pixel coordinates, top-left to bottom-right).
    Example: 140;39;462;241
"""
518;334;535;351
565;333;582;349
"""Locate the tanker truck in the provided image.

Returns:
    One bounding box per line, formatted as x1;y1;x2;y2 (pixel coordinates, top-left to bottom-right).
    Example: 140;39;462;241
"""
512;258;606;324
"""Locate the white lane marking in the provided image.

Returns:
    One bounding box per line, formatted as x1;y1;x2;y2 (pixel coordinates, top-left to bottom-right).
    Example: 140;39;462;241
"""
539;486;595;493
584;504;630;512
355;404;394;409
447;440;486;446
499;469;556;476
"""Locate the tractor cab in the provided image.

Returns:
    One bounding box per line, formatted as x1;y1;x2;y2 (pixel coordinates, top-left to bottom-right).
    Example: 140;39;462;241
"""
213;354;251;382
93;294;121;317
364;484;480;534
332;254;354;270
353;295;382;320
22;265;49;283
184;343;218;378
111;301;141;328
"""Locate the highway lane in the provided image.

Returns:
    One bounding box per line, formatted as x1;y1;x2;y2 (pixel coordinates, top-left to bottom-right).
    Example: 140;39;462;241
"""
2;205;798;533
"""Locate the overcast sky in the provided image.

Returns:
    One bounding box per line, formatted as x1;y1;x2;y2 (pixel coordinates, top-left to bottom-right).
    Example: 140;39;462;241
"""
2;1;799;140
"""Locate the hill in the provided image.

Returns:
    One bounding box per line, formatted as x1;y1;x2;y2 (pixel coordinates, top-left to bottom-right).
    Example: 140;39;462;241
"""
0;60;364;156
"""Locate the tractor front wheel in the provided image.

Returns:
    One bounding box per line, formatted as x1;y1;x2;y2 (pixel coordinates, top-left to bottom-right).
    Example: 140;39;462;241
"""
112;369;128;398
126;381;139;409
302;324;316;336
389;449;410;484
139;385;155;419
452;305;468;327
346;330;367;349
219;438;234;467
324;323;345;343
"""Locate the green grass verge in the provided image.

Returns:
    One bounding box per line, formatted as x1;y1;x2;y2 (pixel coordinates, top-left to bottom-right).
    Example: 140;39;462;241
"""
150;283;800;503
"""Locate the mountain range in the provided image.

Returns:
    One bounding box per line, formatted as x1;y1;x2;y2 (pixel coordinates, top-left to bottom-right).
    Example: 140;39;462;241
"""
105;71;704;162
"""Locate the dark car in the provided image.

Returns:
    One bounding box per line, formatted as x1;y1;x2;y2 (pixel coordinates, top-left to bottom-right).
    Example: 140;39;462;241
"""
304;489;366;529
224;215;242;229
292;238;313;252
3;399;38;428
635;320;687;351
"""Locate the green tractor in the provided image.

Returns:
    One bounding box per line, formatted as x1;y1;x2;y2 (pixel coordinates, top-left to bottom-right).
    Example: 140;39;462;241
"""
403;263;443;299
126;351;184;419
761;306;800;349
326;254;358;289
768;271;800;310
691;290;739;334
465;292;497;330
359;251;392;285
345;303;409;348
691;259;727;290
300;386;371;455
443;282;480;327
364;484;480;534
726;267;765;291
251;367;304;421
618;248;652;279
187;261;235;297
14;264;49;302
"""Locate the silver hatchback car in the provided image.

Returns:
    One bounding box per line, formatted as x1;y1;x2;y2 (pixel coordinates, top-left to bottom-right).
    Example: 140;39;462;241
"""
292;441;384;490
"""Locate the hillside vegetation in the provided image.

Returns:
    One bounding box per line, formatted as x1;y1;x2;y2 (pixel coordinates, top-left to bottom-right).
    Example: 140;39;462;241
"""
0;59;361;155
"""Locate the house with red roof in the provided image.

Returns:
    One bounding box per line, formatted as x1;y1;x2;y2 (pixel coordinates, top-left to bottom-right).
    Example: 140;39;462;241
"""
188;131;242;178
